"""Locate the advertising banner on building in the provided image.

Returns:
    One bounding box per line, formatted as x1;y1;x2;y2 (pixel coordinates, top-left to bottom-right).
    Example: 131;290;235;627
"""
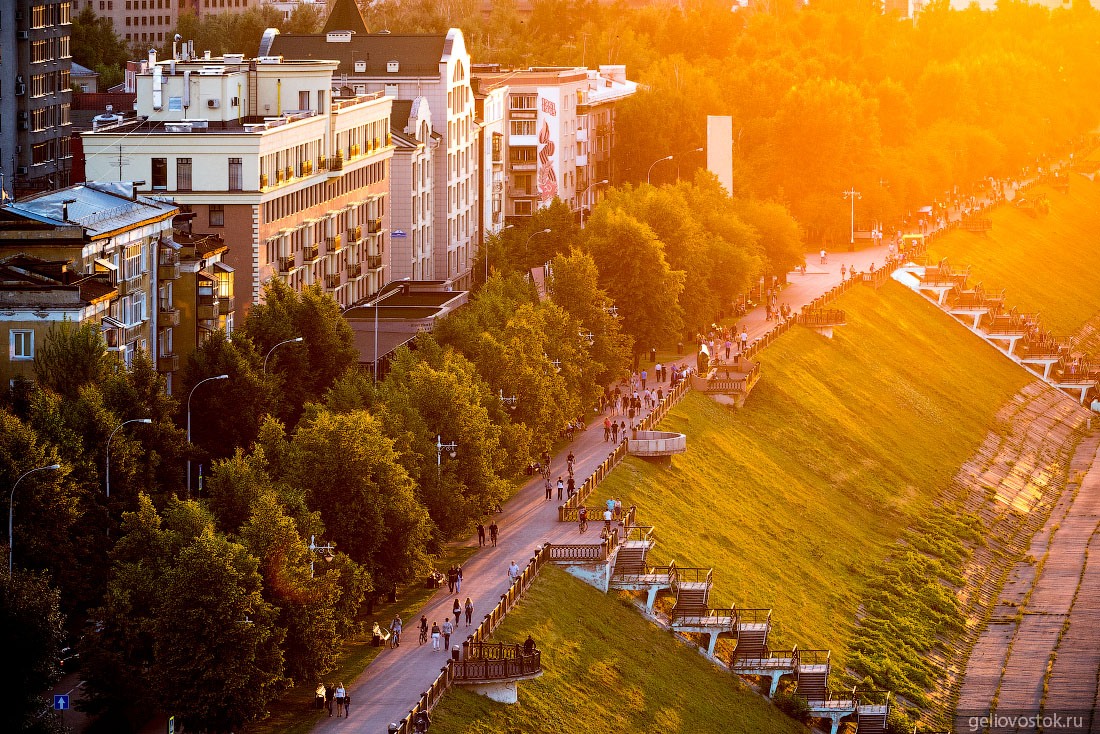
536;88;559;206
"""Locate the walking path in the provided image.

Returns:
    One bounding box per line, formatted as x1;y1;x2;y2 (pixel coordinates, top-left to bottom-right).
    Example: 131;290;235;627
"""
312;241;893;734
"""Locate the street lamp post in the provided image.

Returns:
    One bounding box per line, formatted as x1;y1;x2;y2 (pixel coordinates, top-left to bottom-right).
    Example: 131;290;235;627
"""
436;435;458;485
8;463;61;575
106;418;151;498
647;155;674;185
675;147;704;181
843;188;862;248
307;534;336;578
498;388;517;409
579;179;609;228
524;228;552;258
187;374;229;496
263;337;304;374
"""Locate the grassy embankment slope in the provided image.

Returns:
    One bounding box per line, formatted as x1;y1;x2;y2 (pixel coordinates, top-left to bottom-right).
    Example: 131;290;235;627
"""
428;565;808;734
926;174;1100;337
593;282;1030;668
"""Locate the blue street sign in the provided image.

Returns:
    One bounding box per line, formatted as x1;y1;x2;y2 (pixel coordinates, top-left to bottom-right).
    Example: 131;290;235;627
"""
54;694;69;710
391;230;407;238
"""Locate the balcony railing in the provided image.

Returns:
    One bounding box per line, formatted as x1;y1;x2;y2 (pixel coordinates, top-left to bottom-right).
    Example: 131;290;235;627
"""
277;256;296;275
158;260;180;280
366;218;383;234
302;244;321;263
366;254;383;270
347;263;362;279
157;353;180;372
326;235;342;253
348;225;361;242
158;305;180;327
217;295;235;313
197;294;219;321
324;274;340;290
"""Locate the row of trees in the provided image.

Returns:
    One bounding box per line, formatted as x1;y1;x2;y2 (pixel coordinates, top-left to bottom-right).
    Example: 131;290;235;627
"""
2;244;631;730
364;0;1100;242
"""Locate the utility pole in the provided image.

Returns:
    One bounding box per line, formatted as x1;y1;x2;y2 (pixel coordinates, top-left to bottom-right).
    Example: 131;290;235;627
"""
843;188;861;248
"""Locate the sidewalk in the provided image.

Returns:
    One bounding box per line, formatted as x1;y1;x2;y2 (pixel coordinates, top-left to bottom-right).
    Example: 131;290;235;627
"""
315;241;896;734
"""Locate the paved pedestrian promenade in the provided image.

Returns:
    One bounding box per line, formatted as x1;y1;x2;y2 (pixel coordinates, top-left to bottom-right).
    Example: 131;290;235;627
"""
313;240;897;733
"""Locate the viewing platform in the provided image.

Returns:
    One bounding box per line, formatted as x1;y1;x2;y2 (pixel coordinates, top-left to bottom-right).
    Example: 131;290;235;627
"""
451;641;543;704
797;308;846;338
980;307;1037;354
1017;330;1069;379
1051;356;1099;403
946;283;1003;329
690;359;760;408
627;430;687;460
917;258;970;304
731;646;798;696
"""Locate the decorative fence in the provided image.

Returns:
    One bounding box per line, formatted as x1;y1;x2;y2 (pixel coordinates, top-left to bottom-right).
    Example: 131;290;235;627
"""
451;642;542;681
558;379;690;522
387;544;551;734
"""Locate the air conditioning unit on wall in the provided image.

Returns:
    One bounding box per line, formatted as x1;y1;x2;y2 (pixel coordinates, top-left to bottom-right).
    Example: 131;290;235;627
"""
207;98;220;109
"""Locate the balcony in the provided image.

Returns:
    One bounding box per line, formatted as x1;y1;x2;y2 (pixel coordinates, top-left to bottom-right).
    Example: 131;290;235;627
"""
347;224;361;242
277;256;297;275
326;153;344;177
124;323;145;344
302;244;321;263
366;217;383;234
366;254;383;270
350;143;361;158
324;274;340;290
347;263;362;279
157;353;180;372
158;305;180;327
285;165;294;182
326;235;342;254
576;128;588;143
217;295;235;313
158;260;180;280
576;153;587;167
197;295;219;322
302;159;313;176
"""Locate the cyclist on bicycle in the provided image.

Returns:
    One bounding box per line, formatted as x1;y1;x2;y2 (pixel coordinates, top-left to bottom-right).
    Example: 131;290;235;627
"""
578;506;587;534
419;615;429;645
567;451;575;477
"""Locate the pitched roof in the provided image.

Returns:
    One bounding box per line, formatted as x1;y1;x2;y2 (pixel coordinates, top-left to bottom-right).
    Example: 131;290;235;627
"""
268;33;447;77
323;0;369;34
3;183;176;239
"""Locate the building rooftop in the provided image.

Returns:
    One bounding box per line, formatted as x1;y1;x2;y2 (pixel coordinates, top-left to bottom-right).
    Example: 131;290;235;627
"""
267;32;449;77
0;254;118;307
322;0;370;34
1;183;177;239
71;62;99;77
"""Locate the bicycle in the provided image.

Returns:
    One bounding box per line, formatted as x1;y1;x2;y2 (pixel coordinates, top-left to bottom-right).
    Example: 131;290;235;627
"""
390;630;401;648
578;517;588;534
419;626;428;646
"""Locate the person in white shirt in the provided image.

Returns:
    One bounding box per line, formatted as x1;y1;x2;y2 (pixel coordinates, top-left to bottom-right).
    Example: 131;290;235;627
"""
335;683;347;717
507;561;521;583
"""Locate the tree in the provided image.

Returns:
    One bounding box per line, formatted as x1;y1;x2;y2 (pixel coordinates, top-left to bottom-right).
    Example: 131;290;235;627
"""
70;7;129;89
33;319;115;400
582;206;685;361
0;568;67;734
286;408;432;590
240;280;358;425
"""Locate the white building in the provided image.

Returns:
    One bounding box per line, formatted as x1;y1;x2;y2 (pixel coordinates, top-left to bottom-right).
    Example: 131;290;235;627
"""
264;1;480;289
474;83;506;239
81;48;394;315
388;98;438;281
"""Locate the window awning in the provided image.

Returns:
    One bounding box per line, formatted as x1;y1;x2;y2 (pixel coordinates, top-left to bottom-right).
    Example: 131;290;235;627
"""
101;316;124;330
94;258;117;273
213;262;235;273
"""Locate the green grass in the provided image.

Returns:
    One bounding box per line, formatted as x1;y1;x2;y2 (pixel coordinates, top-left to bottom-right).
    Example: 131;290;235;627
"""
246;546;477;734
592;282;1030;675
428;565;808;734
927;175;1100;336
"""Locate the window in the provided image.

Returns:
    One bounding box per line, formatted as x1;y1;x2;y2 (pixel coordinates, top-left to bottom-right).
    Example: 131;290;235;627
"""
32;40;50;63
10;330;33;361
509;120;535;136
59;36;70;58
151;157;167;189
509;147;536;164
176;157;192;191
32;4;47;27
228;158;242;191
510;94;536;111
298;90;309;110
514;200;533;216
209;205;224;227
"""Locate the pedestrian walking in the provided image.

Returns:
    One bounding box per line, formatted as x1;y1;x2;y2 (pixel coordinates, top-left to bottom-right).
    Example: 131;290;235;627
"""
740;329;748;353
604;417;611;441
453;598;462;627
442;618;453;651
611;422;619;442
489;521;498;546
455;565;463;593
508;560;521;583
614;497;622;520
325;682;334;716
724;339;732;359
641;369;648;390
446;565;455;593
654;361;663;383
343;691;351;718
335;683;347;717
431;621;441;650
840;264;846;280
620;420;627;439
567;476;575;498
819;249;826;265
557;477;564;500
603;508;612;533
464;597;474;626
544;475;552;500
477;522;485;547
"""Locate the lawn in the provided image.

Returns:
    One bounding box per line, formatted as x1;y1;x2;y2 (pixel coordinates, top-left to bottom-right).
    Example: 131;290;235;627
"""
428;565;808;734
926;174;1100;337
592;282;1030;670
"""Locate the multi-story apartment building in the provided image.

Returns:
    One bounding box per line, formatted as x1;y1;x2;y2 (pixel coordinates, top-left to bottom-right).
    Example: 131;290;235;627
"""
0;0;74;199
472;65;635;223
473;82;505;240
81;49;394;316
0;182;176;385
389;98;438;282
264;0;480;288
73;0;258;47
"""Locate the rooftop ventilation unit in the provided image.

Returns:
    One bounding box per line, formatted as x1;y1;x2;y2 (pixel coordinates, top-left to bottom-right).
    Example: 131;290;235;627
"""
207;98;220;108
257;56;283;64
223;53;245;63
326;31;353;43
199;66;223;75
